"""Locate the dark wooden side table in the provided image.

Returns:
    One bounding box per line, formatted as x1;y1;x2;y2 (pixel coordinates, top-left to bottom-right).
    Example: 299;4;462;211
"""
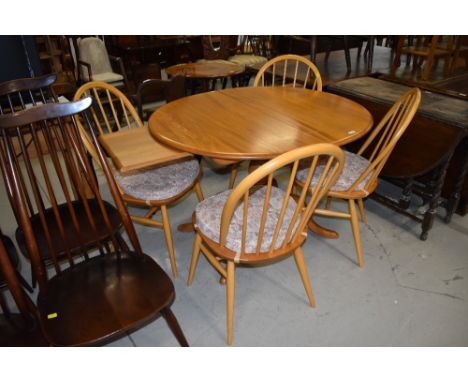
166;61;245;93
327;76;468;240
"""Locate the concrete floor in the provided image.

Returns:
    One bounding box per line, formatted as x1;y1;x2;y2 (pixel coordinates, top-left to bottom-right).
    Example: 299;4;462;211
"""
103;161;468;345
1;154;467;346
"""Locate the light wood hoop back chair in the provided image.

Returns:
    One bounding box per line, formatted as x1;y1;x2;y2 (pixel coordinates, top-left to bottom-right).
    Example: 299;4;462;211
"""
226;54;324;189
296;88;421;268
253;54;323;90
73;81;204;277
0;98;189;346
188;143;344;344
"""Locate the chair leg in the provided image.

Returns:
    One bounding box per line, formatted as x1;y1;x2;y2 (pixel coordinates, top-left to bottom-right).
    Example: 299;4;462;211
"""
160;205;178;278
357;198;366;224
226;260;236;345
194;181;204;202
228;162;240;189
161;307;189;347
187;233;202;286
293;247;316;308
348;199;363;267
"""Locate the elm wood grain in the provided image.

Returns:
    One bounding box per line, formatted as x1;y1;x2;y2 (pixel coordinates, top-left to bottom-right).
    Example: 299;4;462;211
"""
0;99;189;346
149;87;373;161
98;127;192;174
188;144;344;344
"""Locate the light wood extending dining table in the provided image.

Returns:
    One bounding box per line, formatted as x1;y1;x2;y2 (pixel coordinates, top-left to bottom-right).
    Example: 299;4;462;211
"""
98;126;192;174
148;86;374;238
149;86;373;160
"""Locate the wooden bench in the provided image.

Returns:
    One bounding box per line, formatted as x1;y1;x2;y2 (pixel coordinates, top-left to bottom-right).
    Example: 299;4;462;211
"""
326;76;468;240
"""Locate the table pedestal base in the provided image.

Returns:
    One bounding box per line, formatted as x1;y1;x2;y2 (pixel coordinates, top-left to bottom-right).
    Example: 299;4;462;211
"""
177;222;194;232
308;219;339;239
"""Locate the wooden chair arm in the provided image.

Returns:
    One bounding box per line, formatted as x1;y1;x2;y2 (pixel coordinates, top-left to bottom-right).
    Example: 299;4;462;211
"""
77;60;93;83
109;55;130;91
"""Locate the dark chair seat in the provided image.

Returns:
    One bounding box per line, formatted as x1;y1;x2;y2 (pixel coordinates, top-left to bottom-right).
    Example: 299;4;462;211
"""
0;314;48;346
37;252;175;346
16;199;122;261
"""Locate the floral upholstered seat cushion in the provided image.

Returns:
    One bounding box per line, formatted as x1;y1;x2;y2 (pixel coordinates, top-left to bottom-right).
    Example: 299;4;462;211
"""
115;159;199;201
195;186;300;254
296;150;373;193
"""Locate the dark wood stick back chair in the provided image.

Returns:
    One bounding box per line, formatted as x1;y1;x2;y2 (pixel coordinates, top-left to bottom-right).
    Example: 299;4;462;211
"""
0;99;189;346
188;143;344;344
0;74;58;115
0;74;122;288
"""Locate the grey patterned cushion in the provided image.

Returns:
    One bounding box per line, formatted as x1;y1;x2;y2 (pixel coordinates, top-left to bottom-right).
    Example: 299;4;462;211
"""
195;186;300;255
115;159;200;201
296;150;373;193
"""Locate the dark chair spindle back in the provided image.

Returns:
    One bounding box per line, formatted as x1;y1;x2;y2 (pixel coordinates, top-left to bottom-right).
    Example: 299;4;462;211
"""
0;98;141;291
0;74;58;115
0;99;189;346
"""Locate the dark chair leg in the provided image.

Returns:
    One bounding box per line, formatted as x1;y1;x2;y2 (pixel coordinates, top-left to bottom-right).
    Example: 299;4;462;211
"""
398;178;414;209
445;144;468;223
161;307;189;347
420;161;450;241
343;36;351;72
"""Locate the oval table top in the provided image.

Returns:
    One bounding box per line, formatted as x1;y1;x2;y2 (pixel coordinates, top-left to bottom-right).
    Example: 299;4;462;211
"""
166;62;245;79
149;87;374;161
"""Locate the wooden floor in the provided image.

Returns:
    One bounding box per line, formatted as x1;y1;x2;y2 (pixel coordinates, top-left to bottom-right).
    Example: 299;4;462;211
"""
311;45;468;95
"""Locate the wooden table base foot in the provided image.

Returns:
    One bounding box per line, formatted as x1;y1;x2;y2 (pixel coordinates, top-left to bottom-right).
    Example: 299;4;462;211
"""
177;222;194;232
308;219;339;239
